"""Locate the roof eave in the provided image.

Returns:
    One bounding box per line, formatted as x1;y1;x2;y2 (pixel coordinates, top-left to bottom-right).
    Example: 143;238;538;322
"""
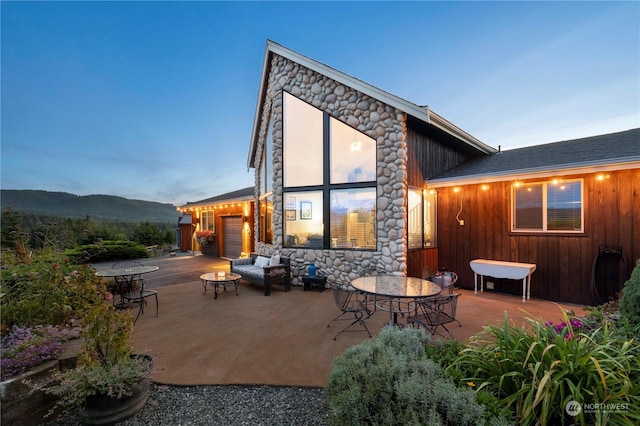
426;158;640;188
248;40;494;169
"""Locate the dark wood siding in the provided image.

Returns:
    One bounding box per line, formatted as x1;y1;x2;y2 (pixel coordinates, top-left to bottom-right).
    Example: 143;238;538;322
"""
405;126;472;278
434;169;640;305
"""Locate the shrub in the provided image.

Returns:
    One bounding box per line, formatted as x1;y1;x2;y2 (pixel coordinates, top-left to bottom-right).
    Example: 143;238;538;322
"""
1;251;106;328
64;240;148;264
325;326;510;426
451;311;640;426
619;258;640;329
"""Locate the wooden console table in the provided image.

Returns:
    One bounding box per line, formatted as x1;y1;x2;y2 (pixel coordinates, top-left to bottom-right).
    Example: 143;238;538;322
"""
469;259;536;303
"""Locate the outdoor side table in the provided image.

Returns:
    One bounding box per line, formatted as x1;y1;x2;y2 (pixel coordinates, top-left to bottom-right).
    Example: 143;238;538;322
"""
301;275;327;292
200;272;241;300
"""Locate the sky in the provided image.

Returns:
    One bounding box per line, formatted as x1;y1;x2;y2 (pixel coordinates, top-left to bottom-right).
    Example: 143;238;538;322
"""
1;1;638;206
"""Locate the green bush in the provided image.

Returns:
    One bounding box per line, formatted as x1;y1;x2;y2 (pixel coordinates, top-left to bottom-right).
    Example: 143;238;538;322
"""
619;258;640;329
325;326;510;426
1;250;106;329
451;311;640;426
64;240;148;263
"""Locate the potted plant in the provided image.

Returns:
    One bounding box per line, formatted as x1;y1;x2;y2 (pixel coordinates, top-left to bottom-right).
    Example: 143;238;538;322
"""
46;278;153;424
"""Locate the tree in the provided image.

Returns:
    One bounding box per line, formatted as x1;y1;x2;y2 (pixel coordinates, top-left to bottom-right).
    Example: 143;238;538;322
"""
130;221;165;246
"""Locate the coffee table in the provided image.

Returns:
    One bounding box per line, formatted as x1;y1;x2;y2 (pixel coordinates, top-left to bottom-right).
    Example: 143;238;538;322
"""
200;272;241;300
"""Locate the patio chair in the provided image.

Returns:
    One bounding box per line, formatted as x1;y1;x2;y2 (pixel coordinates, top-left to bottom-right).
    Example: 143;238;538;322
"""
111;261;145;308
112;261;158;323
121;276;158;324
407;293;461;338
327;282;373;340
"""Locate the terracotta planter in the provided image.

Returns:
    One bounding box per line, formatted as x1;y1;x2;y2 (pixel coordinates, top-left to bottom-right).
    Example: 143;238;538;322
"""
80;355;152;425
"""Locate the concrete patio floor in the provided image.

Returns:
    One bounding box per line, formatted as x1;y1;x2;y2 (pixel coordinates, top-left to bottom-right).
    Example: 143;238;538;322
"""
93;253;588;388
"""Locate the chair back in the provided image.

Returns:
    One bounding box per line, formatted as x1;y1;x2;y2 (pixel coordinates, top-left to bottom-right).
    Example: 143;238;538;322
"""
358;267;390;277
332;286;354;311
112;260;144;269
426;271;458;295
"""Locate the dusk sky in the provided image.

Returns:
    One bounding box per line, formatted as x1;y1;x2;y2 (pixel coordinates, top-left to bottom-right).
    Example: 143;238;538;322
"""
2;1;638;206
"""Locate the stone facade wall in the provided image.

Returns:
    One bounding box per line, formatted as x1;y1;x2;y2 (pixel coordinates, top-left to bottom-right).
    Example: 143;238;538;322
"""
253;54;408;286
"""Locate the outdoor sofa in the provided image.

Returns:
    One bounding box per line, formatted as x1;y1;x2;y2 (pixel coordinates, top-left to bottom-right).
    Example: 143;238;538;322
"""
230;253;291;296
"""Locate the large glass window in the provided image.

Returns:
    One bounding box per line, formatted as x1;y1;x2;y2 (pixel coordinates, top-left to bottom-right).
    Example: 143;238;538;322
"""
330;188;376;249
283;93;323;187
282;92;377;250
512;179;583;232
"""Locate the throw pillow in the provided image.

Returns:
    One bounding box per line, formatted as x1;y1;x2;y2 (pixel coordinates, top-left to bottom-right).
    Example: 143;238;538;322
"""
269;254;281;266
254;256;270;268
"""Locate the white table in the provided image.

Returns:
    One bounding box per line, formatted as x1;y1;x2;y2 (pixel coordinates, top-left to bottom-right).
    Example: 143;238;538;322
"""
469;259;536;303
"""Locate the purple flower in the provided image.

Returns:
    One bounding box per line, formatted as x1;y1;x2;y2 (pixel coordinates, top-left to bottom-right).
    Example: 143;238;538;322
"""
569;318;583;329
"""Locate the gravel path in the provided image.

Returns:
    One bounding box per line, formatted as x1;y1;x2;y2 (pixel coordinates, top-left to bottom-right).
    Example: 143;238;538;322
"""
44;384;329;426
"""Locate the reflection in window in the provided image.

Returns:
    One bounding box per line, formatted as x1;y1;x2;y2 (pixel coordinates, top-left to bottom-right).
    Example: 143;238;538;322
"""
408;188;422;249
283;93;323;187
259;195;273;244
547;181;582;231
330;118;376;184
512;180;582;232
330;188;376;249
423;189;436;247
283;191;323;247
408;188;437;249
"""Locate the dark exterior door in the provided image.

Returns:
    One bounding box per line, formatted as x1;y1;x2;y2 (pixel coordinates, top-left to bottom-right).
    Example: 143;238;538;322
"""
221;216;242;259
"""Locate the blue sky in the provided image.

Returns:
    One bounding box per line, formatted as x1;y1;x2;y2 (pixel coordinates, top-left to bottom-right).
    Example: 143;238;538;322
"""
2;1;638;206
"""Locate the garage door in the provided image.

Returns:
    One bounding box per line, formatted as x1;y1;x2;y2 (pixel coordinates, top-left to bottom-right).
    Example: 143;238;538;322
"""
221;216;242;259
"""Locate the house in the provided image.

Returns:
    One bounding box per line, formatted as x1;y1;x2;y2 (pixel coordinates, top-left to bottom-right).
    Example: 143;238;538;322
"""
177;187;255;259
427;129;640;305
247;39;639;305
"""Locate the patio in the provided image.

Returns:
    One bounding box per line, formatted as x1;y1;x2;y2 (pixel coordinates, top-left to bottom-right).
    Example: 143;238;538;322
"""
94;254;588;388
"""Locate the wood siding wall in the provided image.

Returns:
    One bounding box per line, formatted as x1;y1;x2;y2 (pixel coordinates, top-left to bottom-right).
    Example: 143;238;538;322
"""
434;168;640;305
405;126;473;278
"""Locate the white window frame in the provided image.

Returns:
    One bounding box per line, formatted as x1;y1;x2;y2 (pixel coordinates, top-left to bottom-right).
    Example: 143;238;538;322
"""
511;179;584;233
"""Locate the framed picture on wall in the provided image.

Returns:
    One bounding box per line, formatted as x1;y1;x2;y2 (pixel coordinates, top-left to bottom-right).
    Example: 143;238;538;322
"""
285;209;296;221
285;196;296;209
300;201;312;220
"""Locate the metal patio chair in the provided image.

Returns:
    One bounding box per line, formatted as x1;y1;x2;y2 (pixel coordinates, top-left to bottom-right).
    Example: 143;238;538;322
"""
327;282;373;340
112;261;158;323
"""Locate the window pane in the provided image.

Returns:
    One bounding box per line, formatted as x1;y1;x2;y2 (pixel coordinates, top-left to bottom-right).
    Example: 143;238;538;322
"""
201;211;215;232
283;93;323;187
424;189;436;247
408;188;422;249
330;118;376;184
548;181;582;231
330;188;376;249
259;196;273;244
264;120;273;193
514;184;543;230
284;191;323;248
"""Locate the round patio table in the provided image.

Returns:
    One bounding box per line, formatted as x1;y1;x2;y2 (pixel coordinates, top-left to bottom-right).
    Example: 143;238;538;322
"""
200;272;241;300
351;275;442;325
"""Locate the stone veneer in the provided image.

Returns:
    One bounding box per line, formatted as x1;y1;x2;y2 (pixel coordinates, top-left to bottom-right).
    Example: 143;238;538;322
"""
252;54;408;286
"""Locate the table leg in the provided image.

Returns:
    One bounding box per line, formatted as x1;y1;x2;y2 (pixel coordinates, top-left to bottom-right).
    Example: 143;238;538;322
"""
202;279;208;295
527;272;531;300
214;282;219;300
522;277;526;303
474;272;478;294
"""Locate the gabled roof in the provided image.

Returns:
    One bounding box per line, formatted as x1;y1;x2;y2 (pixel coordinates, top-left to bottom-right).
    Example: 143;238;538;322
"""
427;128;640;187
179;187;254;208
248;40;496;168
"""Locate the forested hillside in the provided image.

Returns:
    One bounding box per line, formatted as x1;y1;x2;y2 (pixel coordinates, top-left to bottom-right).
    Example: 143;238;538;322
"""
1;190;178;223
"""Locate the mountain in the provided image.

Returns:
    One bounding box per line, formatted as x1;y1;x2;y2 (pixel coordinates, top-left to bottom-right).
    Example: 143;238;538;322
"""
1;190;178;223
